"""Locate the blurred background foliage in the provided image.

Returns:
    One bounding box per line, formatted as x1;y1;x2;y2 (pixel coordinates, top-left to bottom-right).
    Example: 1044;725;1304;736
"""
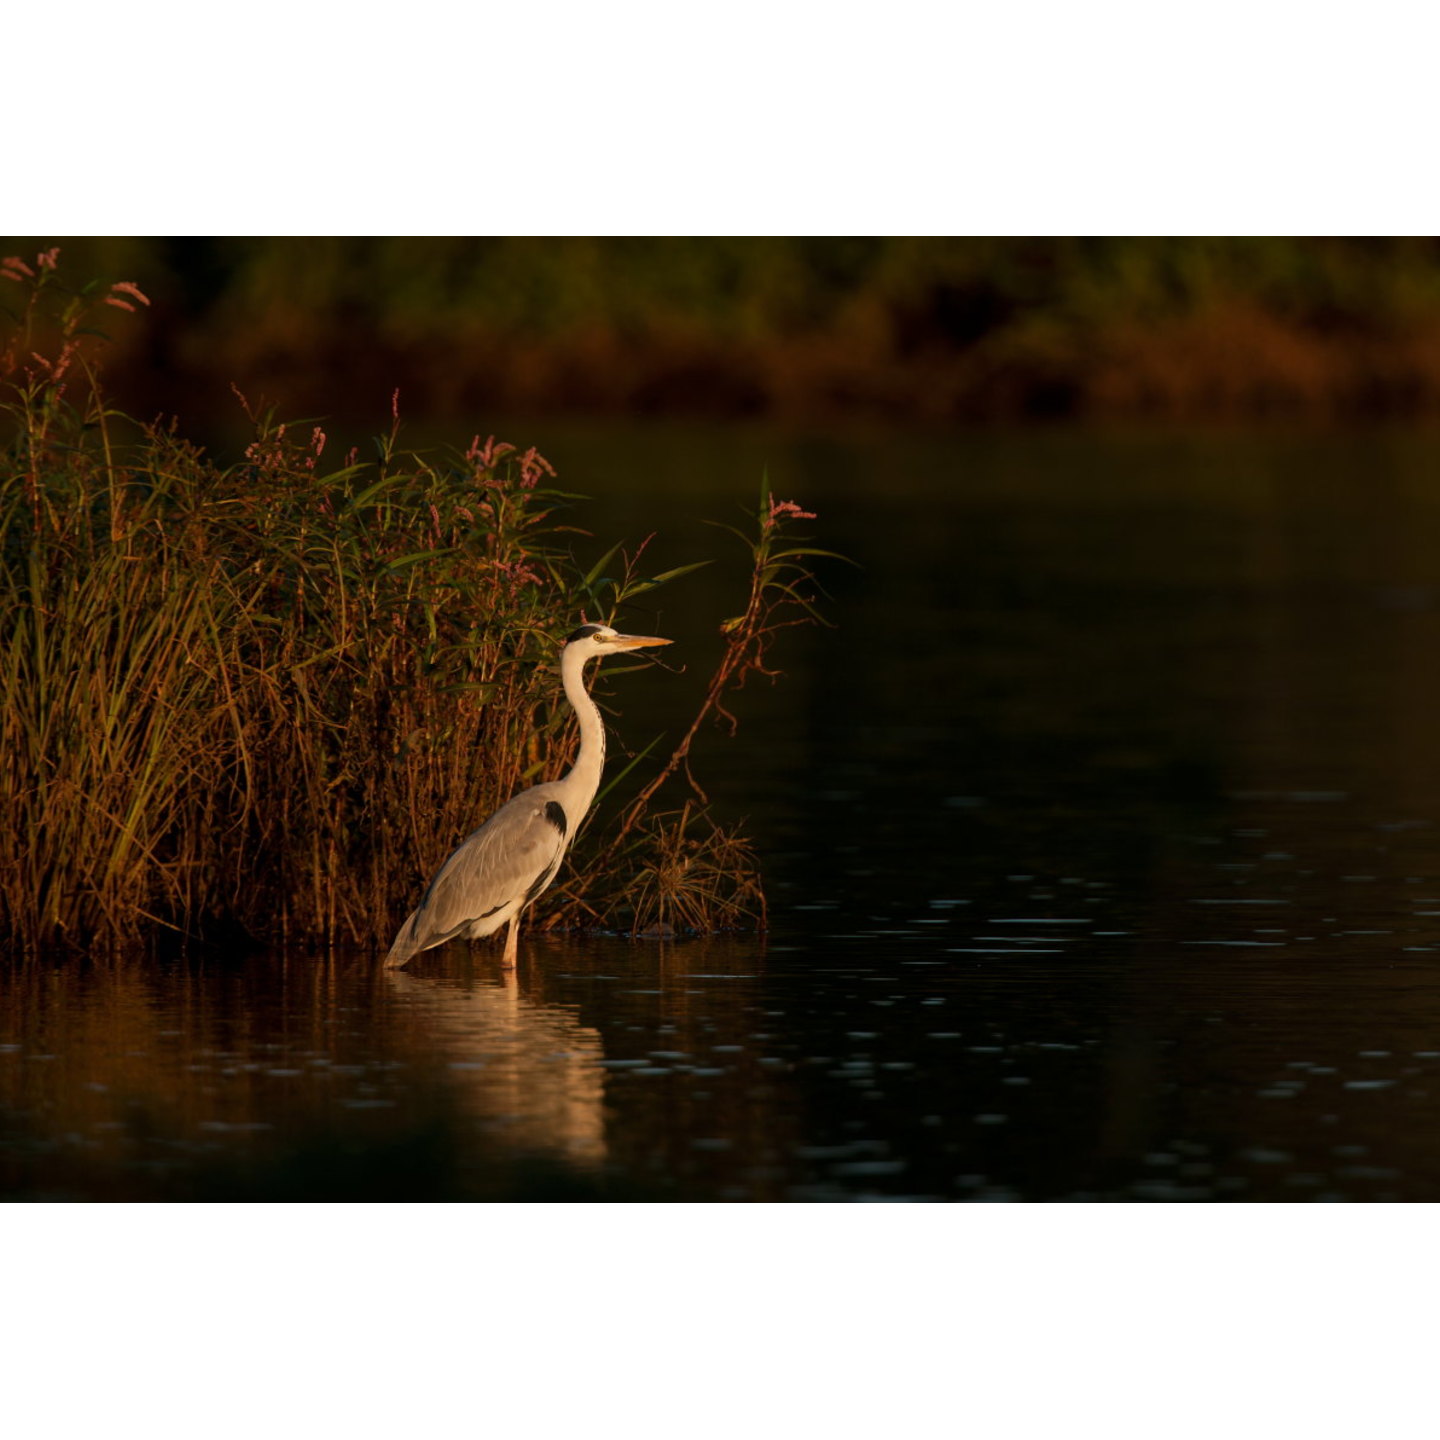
8;236;1440;424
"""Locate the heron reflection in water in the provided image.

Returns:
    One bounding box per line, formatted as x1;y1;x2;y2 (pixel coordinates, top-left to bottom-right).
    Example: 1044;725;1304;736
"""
386;966;608;1168
384;623;671;970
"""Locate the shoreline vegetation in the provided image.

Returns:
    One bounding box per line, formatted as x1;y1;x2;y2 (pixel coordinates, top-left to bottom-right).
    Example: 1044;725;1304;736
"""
8;237;1440;425
1;252;835;958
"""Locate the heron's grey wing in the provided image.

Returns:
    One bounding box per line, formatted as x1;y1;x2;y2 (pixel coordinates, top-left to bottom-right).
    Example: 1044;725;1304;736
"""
410;791;569;945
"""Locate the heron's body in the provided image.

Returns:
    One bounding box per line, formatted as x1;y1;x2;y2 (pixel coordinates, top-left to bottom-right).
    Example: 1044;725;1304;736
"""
383;624;669;969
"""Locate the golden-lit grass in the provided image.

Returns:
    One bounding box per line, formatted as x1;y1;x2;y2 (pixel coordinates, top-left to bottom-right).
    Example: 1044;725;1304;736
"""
605;806;768;937
1;253;832;956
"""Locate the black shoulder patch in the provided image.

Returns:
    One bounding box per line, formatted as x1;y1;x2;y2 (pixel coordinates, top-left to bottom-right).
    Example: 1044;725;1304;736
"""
543;800;568;835
564;623;604;644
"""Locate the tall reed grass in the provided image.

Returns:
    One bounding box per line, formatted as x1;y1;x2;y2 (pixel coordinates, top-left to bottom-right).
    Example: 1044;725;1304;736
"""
0;251;833;957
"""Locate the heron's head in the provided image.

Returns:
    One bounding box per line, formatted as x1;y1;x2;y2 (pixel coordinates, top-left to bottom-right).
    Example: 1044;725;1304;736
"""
563;622;671;661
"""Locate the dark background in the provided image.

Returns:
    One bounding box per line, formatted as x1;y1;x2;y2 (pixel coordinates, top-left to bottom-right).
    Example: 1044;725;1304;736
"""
10;236;1440;432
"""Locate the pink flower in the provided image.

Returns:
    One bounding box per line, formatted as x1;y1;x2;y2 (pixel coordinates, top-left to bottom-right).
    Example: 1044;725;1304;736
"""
767;496;817;525
36;248;59;271
470;435;514;469
2;255;35;280
104;296;136;312
109;280;151;307
494;558;542;597
229;382;256;421
518;445;556;489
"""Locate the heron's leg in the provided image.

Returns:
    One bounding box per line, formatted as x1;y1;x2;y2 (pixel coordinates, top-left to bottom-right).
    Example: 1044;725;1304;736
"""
502;915;519;969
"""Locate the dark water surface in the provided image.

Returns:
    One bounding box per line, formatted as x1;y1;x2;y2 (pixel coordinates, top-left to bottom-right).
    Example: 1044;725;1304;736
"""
10;424;1440;1201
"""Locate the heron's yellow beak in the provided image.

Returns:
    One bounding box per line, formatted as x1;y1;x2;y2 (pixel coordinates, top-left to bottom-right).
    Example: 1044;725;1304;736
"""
612;633;671;650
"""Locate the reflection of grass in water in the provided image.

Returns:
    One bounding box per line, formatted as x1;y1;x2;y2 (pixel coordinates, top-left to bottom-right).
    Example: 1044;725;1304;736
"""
0;941;777;1200
0;253;832;956
185;1116;659;1203
0;1102;665;1202
0;956;666;1200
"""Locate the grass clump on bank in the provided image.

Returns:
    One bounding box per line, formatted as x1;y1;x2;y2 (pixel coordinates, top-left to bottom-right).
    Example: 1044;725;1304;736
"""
0;252;831;957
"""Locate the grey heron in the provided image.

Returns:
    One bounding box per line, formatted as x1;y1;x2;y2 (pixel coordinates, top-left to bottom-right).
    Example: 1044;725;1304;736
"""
383;623;671;969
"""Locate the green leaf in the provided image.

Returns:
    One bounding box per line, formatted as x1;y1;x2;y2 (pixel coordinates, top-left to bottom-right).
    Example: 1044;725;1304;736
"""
596;734;664;803
647;560;712;586
583;542;623;587
626;559;714;595
702;519;754;548
343;471;406;511
383;548;455;572
767;546;854;565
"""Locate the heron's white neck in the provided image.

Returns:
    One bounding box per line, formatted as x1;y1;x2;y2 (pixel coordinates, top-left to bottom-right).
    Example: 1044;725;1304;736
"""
558;643;606;819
